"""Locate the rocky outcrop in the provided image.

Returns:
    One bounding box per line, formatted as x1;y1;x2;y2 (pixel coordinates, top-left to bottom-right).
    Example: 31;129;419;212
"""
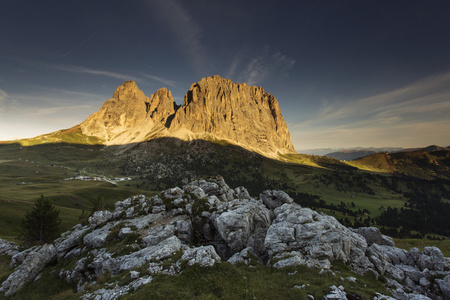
0;244;56;297
352;227;395;247
264;204;370;270
1;177;449;299
79;75;296;155
168;76;295;155
0;238;19;256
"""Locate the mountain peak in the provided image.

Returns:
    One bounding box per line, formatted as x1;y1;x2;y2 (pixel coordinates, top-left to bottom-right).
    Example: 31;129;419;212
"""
112;80;142;101
169;76;295;155
80;76;295;156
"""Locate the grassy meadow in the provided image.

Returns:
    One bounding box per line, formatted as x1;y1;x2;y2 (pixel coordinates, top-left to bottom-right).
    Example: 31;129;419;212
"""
0;144;151;241
0;141;448;250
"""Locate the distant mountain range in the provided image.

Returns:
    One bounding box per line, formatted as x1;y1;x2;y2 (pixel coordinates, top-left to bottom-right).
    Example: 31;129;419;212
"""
348;145;450;179
299;147;404;157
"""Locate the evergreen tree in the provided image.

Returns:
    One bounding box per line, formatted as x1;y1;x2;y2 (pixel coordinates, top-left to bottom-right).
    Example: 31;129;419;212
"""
20;195;61;246
91;195;105;216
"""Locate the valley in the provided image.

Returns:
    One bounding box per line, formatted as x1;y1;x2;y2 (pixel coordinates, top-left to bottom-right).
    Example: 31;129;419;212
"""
1;139;449;245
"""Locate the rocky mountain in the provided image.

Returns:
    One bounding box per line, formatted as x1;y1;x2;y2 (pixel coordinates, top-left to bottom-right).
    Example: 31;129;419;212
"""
79;75;295;156
1;177;449;299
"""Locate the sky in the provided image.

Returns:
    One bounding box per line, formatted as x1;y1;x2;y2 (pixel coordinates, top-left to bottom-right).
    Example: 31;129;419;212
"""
1;0;450;151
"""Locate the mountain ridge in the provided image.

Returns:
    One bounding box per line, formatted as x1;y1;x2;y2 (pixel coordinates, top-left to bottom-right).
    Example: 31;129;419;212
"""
78;75;295;157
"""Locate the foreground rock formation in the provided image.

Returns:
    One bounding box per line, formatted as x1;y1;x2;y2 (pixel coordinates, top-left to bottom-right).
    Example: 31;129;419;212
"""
79;75;295;156
1;177;449;299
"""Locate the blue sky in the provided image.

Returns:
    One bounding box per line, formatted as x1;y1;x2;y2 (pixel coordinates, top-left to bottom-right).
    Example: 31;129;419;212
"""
1;0;450;150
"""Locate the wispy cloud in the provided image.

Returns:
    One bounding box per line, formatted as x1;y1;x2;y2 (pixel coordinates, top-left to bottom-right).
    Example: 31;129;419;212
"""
30;104;92;116
140;73;178;88
147;0;208;74
295;71;450;128
29;86;107;100
291;71;450;149
62;35;95;57
5;56;178;87
49;64;139;81
228;46;295;85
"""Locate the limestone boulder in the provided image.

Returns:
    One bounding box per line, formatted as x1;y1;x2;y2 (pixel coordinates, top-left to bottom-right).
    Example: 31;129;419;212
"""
0;238;19;257
352;227;394;247
213;198;271;256
264;204;368;268
180;245;221;267
0;244;57;297
259;190;294;210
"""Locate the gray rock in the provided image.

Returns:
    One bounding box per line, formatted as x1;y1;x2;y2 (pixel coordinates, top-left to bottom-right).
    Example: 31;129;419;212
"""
436;274;450;300
130;271;139;279
373;292;397;300
419;277;431;288
259;190;294;210
324;285;347;300
0;244;57;296
54;224;89;259
88;210;113;228
152;205;166;214
271;251;332;269
176;219;193;243
125;206;135;218
83;222;117;248
129;275;153;291
352;227;394;247
392;288;433;300
162;187;184;199
183;185;207;199
382;245;415;266
264;204;367;269
117;236;182;273
0;238;19;256
10;246;36;267
118;227;133;240
228;247;260;266
214;198;271;255
234;187;252;200
366;244;388;275
416;247;446;272
126;212;166;230
115;197;133;210
142;225;175;247
397;264;426;284
153;195;164;206
188;177;235;201
180;245;221;267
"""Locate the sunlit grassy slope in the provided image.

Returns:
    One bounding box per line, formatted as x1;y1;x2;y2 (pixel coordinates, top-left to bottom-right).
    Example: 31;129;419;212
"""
8;126;104;146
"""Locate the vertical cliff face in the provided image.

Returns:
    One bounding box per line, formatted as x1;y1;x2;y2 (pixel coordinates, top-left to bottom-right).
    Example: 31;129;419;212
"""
80;75;296;155
146;88;176;126
169;76;295;155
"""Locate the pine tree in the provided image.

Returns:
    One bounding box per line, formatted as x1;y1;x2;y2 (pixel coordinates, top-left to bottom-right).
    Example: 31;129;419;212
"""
91;195;105;216
20;194;61;247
